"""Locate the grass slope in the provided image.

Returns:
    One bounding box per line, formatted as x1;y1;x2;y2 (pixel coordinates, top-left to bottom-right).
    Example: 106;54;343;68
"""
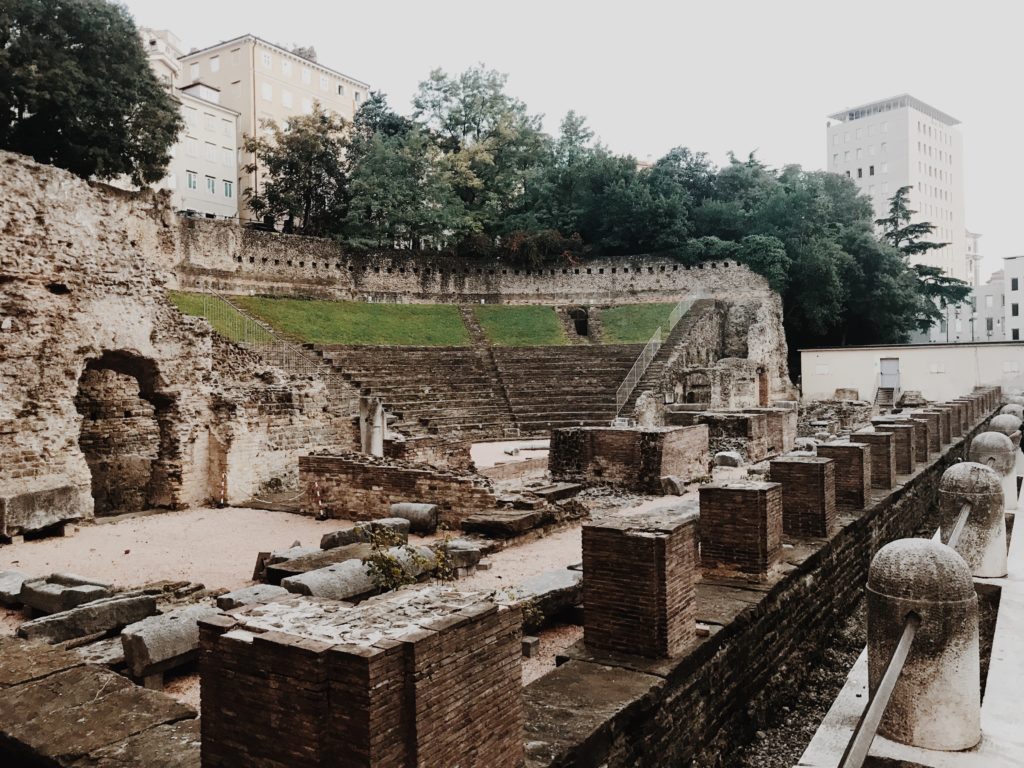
474;305;567;346
600;302;677;344
168;291;250;342
233;296;470;346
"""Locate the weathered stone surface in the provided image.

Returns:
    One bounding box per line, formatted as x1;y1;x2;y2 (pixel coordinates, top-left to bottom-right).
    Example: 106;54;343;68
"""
0;570;28;606
461;509;544;537
20;574;112;615
319;517;410;549
714;451;743;467
531;483;583;502
265;543;374;585
0;665;195;765
513;569;583;630
122;604;220;678
389;502;440;534
69;718;200;768
18;594;158;644
216;584;289;611
442;539;483;569
0;484;81;538
280;545;437;601
73;636;126;669
0;635;83;688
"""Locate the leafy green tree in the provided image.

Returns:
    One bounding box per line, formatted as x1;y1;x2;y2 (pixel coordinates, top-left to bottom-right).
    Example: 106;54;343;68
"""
0;0;182;184
243;104;348;236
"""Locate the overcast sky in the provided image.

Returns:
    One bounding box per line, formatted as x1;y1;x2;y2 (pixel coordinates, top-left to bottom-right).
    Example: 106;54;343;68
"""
122;0;1017;280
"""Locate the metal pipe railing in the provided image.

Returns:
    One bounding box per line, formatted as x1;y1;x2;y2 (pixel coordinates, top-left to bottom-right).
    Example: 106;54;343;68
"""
838;612;921;768
614;296;692;415
946;502;972;550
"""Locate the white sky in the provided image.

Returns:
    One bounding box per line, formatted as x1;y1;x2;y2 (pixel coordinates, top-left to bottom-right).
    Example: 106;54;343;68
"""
122;0;1020;280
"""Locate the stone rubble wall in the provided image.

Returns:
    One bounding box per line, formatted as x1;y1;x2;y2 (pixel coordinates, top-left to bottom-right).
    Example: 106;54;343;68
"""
0;151;356;528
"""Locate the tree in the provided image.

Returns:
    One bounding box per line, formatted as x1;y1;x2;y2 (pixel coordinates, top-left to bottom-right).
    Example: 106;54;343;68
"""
0;0;182;184
243;104;348;236
876;185;970;331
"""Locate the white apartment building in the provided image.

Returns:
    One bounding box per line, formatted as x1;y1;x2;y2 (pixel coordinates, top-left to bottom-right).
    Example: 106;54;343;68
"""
1004;256;1024;342
177;35;369;221
974;270;1006;342
826;95;969;284
140;29;239;218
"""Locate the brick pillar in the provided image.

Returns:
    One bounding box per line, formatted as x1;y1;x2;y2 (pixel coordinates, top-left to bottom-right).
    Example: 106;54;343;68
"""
945;402;966;438
916;411;942;453
583;508;697;658
698;481;782;576
818;442;871;510
925;407;952;445
854;431;896;490
908;416;932;459
873;421;916;474
199;594;524;768
769;456;838;538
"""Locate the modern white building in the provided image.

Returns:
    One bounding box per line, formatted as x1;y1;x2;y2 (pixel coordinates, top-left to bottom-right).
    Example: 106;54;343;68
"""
1004;256;1024;342
826;94;969;284
139;29;240;218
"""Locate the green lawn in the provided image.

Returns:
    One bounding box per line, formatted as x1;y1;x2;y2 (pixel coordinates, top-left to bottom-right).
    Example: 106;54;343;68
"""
600;303;678;344
168;291;251;342
232;296;470;346
473;305;567;346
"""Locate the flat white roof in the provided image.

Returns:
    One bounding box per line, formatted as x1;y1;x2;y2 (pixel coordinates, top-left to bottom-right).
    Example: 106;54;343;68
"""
828;93;960;126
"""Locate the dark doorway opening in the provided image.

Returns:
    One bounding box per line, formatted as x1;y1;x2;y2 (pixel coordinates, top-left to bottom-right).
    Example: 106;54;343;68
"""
567;307;589;336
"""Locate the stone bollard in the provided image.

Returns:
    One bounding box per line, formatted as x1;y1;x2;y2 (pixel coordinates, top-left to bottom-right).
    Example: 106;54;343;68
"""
1000;403;1024;420
867;539;980;751
937;463;1006;577
969;432;1018;511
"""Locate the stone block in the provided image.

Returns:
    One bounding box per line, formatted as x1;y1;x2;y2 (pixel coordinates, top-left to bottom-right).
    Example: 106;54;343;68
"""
281;545;437;601
319;517;410;549
216;584;289;611
20;573;113;615
18;594;158;644
122;604;220;678
389;502;439;534
0;484;81;538
522;636;540;658
714;451;743;467
0;570;28;606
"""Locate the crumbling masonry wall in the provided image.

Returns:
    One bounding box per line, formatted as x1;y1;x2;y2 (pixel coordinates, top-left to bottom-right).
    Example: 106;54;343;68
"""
0;152;356;529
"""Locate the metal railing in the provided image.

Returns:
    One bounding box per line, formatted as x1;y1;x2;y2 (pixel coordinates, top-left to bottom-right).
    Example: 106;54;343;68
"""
614;297;695;415
197;292;356;409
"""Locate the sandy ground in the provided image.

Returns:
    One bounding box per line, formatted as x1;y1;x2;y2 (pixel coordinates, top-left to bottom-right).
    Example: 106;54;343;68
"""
0;507;354;591
471;439;549;469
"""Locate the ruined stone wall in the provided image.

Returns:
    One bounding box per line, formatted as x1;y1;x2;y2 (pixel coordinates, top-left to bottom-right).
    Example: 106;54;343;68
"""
299;453;497;526
548;426;710;493
0;152;356;528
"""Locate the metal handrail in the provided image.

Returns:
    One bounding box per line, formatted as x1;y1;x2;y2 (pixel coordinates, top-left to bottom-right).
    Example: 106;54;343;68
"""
838;612;921;768
614;297;693;415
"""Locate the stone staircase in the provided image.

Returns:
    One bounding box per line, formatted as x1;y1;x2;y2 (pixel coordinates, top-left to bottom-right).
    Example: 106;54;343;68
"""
619;299;715;414
874;387;896;410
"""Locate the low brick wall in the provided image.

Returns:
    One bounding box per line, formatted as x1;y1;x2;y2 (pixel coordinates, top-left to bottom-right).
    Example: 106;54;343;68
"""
524;401;999;768
548;425;709;493
664;410;769;462
299;453;497;527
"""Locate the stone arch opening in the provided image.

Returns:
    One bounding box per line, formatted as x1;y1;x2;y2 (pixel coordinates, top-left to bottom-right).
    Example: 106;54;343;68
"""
74;351;178;515
567;306;589;336
683;372;712;405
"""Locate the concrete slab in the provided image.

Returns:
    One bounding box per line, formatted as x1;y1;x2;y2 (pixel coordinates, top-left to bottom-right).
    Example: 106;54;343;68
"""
18;594;158;644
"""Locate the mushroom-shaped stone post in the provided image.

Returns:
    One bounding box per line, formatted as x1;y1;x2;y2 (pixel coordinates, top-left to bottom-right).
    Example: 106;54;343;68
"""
989;413;1024;486
867;539;980;751
937;463;1006;577
1004;394;1024;407
969;431;1018;511
1000;403;1024;420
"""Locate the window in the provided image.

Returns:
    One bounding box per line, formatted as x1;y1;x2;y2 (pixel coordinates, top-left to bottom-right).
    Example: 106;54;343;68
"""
262;83;272;101
856;148;862;159
869;165;875;176
281;60;292;77
282;90;292;108
337;84;345;96
881;141;887;153
986;318;994;332
833;135;839;146
221;147;232;166
986;295;994;308
882;162;888;173
845;171;850;177
302;67;311;84
354;91;361;102
205;176;216;194
1013;278;1019;291
320;74;329;90
869;144;875;156
186;171;197;190
832;153;839;165
1013;304;1020;317
262;52;272;68
868;125;876;136
210;56;220;73
857;168;863;178
855;128;863;139
1014;329;1020;341
223;180;233;198
881;121;888;132
204;113;215;130
222;119;232;137
189;62;199;80
185;138;198;157
844;150;850;161
868;185;875;195
301;97;312;114
205;143;216;162
844;132;850;143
